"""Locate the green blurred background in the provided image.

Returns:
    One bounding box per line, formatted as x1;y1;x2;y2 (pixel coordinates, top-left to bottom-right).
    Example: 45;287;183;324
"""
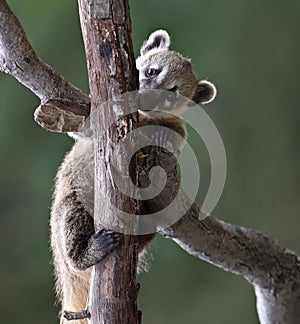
0;0;299;323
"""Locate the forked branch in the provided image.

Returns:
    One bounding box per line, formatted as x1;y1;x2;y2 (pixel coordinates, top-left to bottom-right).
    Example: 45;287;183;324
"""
0;0;90;133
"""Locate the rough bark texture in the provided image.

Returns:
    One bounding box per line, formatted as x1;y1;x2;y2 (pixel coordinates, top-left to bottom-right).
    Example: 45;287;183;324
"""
0;0;90;133
0;0;299;323
78;0;140;323
160;208;300;324
147;158;300;324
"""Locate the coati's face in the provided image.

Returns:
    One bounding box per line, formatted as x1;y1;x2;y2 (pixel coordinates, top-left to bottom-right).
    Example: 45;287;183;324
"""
137;50;196;98
136;30;217;114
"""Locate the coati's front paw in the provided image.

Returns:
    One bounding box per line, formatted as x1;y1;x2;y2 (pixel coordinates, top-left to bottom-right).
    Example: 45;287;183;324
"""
91;229;123;259
67;229;123;270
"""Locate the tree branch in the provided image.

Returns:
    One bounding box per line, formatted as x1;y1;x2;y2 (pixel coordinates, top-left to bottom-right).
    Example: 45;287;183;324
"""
160;207;300;324
63;309;91;321
141;146;300;324
0;0;90;133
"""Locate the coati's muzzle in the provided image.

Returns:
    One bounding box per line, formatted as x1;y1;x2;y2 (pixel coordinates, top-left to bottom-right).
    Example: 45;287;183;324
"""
138;89;180;113
138;89;189;115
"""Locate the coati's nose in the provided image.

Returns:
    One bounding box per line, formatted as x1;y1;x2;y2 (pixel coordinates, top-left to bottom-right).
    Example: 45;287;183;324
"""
139;78;151;90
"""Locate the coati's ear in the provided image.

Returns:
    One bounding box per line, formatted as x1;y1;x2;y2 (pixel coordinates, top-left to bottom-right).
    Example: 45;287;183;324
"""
192;80;217;105
140;29;171;56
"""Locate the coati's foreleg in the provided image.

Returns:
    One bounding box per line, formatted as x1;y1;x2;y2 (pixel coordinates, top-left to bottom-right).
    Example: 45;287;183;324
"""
56;192;123;271
51;187;123;324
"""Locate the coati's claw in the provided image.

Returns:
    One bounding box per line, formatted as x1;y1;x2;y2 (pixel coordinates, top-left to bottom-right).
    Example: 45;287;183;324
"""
92;230;123;256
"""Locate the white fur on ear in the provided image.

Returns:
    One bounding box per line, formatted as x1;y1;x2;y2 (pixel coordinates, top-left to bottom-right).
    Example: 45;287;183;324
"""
140;29;171;55
136;30;171;70
193;80;217;104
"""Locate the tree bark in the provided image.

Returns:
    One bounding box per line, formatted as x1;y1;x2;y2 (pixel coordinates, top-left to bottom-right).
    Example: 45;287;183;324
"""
0;0;90;133
160;206;300;324
145;154;300;324
77;0;140;323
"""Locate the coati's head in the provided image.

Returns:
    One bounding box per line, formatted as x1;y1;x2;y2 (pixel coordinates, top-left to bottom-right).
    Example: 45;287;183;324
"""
136;30;217;113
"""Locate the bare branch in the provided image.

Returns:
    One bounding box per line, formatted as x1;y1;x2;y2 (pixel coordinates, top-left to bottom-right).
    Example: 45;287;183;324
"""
63;309;90;321
160;206;300;324
0;0;90;133
34;100;90;133
140;145;300;324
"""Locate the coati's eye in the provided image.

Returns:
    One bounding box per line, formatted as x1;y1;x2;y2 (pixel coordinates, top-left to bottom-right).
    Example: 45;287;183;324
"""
145;68;157;78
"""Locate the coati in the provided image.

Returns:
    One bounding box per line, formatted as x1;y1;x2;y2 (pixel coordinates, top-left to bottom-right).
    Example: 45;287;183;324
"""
50;29;216;323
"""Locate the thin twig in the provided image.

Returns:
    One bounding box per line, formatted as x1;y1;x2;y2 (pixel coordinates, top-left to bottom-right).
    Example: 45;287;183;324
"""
63;309;90;321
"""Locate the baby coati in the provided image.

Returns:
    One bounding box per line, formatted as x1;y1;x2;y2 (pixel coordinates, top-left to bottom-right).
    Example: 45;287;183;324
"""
50;29;216;323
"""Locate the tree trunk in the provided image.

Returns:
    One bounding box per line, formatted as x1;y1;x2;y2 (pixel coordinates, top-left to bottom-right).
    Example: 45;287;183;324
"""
78;0;140;323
